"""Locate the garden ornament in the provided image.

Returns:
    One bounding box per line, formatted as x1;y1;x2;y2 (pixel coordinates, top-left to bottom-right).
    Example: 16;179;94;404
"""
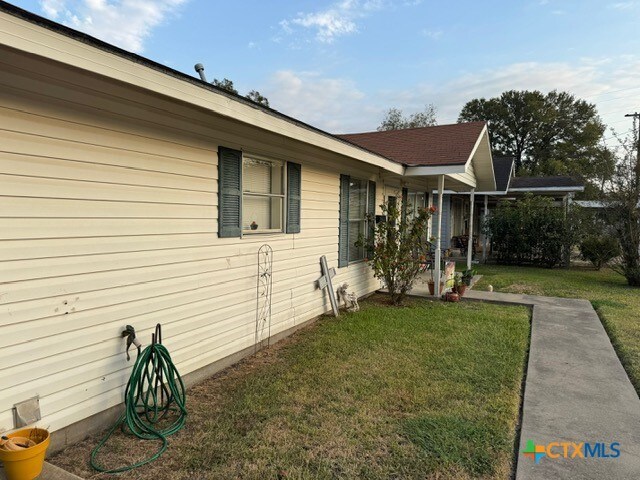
336;283;360;312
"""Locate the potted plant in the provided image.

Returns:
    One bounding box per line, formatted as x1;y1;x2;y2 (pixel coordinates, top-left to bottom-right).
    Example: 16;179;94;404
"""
444;291;460;302
0;427;50;480
453;273;467;297
250;221;258;230
427;270;445;296
461;268;476;287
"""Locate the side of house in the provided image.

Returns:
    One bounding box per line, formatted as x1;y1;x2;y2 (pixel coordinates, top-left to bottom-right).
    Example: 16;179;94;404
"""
0;7;410;450
0;4;495;452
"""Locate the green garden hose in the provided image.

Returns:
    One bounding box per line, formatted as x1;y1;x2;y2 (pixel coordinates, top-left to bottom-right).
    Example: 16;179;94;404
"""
90;326;187;473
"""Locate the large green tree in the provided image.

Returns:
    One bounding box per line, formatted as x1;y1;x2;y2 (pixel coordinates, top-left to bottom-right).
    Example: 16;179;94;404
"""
458;90;614;190
378;104;437;131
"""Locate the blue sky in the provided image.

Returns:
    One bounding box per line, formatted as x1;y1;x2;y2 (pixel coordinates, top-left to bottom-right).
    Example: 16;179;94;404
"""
8;1;640;141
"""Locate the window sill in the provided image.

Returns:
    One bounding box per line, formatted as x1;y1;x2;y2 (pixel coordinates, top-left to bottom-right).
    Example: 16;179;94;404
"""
346;259;368;265
243;229;285;235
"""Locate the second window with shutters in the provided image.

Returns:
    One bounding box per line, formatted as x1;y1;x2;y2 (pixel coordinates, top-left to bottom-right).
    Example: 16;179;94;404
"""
338;175;376;267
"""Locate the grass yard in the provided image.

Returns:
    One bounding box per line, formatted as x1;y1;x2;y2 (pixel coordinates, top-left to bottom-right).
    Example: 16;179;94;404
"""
51;296;529;480
475;264;640;394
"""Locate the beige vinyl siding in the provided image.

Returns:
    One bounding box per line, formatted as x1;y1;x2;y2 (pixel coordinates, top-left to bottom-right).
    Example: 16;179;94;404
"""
0;53;379;434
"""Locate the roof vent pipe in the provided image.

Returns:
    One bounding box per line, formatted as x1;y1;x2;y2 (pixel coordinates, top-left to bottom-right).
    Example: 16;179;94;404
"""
194;63;208;83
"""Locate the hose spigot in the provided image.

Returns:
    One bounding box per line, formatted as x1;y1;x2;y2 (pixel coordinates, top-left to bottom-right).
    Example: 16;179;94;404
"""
122;325;142;361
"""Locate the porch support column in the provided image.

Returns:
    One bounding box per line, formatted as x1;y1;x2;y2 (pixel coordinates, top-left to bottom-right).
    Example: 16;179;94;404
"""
482;194;489;262
434;175;445;297
467;188;475;270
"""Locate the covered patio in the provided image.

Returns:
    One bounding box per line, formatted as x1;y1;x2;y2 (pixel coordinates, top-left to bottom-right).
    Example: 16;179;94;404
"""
338;121;496;296
442;157;585;262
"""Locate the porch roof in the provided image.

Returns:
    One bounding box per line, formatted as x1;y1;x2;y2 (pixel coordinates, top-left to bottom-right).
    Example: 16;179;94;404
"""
337;122;497;192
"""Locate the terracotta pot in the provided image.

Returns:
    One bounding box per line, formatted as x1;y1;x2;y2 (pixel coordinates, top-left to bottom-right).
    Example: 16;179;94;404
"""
445;292;460;302
428;282;445;296
456;284;467;297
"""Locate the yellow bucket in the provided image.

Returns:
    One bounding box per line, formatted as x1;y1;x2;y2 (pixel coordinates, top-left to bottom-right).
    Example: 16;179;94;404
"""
0;428;50;480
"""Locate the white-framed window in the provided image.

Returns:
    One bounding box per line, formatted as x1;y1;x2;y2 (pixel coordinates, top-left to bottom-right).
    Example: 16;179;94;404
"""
407;192;426;219
242;156;285;233
217;147;301;238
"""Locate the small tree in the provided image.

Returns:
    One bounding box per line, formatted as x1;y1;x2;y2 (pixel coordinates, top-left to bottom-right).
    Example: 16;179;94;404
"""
359;199;432;305
602;122;640;285
580;235;621;270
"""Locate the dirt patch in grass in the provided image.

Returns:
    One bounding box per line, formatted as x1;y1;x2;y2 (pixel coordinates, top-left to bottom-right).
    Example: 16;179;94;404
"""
49;295;529;480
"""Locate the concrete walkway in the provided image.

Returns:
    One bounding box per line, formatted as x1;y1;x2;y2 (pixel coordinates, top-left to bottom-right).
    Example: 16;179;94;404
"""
463;289;640;480
0;462;84;480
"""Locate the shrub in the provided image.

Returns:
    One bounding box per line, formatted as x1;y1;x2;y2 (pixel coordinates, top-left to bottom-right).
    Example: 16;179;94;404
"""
358;198;432;305
483;194;577;268
580;235;621;270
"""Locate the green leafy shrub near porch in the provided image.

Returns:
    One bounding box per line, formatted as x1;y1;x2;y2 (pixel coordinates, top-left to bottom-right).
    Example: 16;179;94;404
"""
483;194;576;268
580;235;621;270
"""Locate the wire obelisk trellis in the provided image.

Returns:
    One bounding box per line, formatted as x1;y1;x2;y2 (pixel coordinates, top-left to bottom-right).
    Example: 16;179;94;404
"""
255;244;273;352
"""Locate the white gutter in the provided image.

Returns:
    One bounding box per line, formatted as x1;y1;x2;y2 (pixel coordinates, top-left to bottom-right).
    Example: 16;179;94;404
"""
508;186;585;192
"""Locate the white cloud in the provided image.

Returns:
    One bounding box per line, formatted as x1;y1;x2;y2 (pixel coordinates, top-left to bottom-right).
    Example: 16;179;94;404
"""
38;0;188;53
263;70;372;132
611;1;637;9
263;58;640;140
280;0;386;44
421;28;443;40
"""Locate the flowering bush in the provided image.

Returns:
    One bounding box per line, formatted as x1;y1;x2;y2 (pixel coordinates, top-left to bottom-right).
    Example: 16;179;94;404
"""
358;198;433;305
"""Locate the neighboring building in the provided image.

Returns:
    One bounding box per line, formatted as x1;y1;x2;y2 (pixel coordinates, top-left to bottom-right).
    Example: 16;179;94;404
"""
0;3;495;451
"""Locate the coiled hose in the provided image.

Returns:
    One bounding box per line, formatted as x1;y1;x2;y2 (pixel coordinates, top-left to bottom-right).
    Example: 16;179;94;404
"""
90;328;187;474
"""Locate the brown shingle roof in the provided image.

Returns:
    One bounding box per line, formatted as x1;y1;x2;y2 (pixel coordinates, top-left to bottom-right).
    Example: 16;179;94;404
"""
336;121;487;167
492;156;515;191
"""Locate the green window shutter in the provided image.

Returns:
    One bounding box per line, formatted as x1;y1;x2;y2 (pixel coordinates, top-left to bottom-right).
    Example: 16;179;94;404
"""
286;162;302;233
218;147;242;238
401;187;408;223
338;174;350;267
367;180;376;238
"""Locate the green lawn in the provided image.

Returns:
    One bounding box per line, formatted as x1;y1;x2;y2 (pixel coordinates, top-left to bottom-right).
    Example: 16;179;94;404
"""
52;296;529;480
475;264;640;394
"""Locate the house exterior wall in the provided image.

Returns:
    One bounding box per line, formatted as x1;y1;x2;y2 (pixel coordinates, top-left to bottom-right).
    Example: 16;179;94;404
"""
0;49;384;442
